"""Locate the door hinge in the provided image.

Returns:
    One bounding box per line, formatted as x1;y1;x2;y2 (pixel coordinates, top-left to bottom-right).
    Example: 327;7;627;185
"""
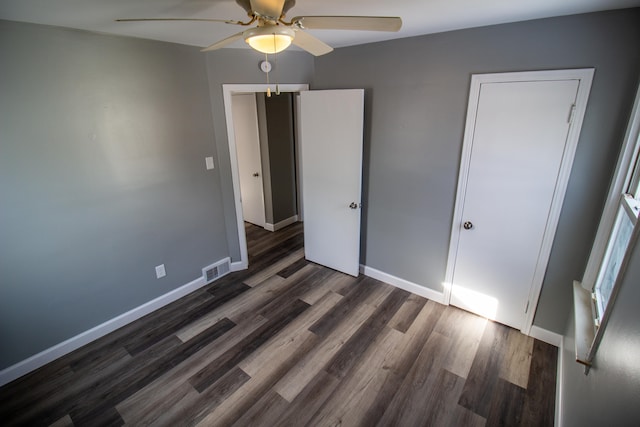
567;103;576;124
525;300;530;314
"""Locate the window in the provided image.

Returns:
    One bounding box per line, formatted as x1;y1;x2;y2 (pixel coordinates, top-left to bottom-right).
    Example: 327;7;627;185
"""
593;189;639;323
576;82;640;370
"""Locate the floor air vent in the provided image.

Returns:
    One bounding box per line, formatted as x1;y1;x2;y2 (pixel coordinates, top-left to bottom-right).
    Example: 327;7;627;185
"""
202;259;231;283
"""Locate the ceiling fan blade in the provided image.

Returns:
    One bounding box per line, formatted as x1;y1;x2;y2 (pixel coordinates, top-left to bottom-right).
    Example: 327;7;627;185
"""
250;0;286;19
116;18;242;25
292;16;402;32
201;31;245;52
281;0;296;15
291;30;333;56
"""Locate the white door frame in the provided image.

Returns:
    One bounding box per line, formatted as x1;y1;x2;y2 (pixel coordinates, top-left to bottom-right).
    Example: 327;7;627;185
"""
223;84;309;270
443;69;594;334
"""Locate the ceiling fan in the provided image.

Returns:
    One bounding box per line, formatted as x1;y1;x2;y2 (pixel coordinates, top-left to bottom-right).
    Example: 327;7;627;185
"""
117;0;402;56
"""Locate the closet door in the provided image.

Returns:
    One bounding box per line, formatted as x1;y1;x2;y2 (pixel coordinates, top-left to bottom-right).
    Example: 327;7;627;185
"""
446;70;593;330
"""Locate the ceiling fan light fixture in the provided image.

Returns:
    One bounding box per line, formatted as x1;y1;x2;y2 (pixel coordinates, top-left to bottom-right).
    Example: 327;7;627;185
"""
244;26;294;54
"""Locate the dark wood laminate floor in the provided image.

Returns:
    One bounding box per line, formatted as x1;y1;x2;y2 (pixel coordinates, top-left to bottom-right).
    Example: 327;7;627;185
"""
0;222;557;426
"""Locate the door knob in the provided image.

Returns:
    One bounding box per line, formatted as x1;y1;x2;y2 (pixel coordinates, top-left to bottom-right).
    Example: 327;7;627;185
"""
253;172;260;177
463;221;473;230
349;202;359;209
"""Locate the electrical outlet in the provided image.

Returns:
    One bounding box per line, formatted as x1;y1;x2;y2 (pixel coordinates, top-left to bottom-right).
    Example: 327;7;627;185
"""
205;156;215;170
155;264;166;279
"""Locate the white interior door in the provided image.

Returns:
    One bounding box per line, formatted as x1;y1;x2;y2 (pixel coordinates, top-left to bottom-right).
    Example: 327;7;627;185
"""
232;94;265;227
448;74;588;330
299;89;364;276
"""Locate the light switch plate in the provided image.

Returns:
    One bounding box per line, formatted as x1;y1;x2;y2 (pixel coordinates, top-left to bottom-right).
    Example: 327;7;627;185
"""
155;264;166;279
205;156;215;170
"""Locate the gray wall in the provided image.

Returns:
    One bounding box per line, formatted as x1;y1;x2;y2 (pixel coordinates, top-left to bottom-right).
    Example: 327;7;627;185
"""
0;20;228;369
264;93;297;223
203;50;314;259
312;8;640;333
560;227;640;426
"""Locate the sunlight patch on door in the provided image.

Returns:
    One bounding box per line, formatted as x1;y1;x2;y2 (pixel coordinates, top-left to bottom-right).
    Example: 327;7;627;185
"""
445;283;499;320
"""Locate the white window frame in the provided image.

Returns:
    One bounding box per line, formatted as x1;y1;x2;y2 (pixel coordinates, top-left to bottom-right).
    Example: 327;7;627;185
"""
593;194;639;319
576;81;640;369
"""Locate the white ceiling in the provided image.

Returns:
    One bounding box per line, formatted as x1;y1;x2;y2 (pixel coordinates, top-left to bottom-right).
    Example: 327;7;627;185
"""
1;0;639;51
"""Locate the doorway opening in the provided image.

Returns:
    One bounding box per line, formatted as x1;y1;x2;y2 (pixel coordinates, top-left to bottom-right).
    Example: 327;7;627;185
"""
244;221;304;262
223;84;309;270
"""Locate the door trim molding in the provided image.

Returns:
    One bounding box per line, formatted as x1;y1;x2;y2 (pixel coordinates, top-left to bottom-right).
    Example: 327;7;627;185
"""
443;69;594;334
222;84;309;269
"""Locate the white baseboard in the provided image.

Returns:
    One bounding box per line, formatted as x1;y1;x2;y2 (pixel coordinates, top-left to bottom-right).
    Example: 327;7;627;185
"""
360;265;446;305
0;258;232;387
529;325;563;347
230;260;247;272
555;335;565;427
264;215;298;232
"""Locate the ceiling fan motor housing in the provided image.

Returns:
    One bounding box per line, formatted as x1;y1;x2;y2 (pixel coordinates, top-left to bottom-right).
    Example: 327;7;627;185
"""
236;0;297;20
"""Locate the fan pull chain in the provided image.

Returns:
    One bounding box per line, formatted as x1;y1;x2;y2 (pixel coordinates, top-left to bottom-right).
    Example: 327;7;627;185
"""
265;52;271;97
274;34;280;95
